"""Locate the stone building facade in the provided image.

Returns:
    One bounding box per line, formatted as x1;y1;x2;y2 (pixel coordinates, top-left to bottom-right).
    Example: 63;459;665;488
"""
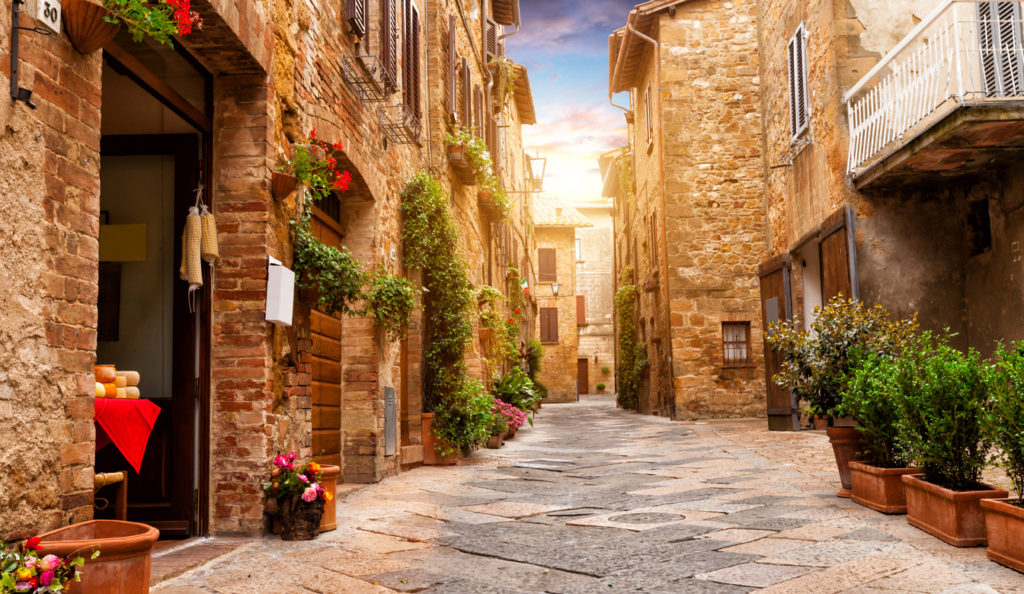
575;202;616;394
607;0;767;420
533;196;592;402
755;0;1024;427
0;0;536;538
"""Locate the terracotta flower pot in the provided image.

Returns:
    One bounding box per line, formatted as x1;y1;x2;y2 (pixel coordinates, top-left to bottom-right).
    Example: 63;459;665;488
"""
981;498;1024;572
812;415;829;430
478;328;494;342
486;433;505;449
505;424;517;439
849;461;919;514
826;426;862;498
279;493;325;541
317;464;341;532
446;145;476;184
421;413;458;466
63;0;120;54
902;474;1008;547
36;520;158;594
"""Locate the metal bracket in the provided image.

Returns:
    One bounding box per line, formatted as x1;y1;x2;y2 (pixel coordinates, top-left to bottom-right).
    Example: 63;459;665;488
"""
10;0;52;109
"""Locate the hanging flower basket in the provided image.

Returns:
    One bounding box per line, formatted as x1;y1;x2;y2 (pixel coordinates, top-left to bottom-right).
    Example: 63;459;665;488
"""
63;0;120;54
447;144;477;185
478;190;501;220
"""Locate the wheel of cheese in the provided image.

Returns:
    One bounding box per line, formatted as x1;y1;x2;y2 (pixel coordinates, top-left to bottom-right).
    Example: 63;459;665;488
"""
125;387;140;399
94;365;117;383
102;383;118;398
117;371;140;387
114;375;127;388
95;382;106;398
116;387;127;399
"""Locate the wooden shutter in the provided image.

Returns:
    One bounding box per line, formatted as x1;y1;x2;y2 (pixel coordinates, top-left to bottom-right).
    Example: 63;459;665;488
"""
538;248;556;282
758;255;798;431
644;85;652;145
576;295;586;325
978;2;1024;96
410;6;421;118
484;18;499;61
381;0;398;92
402;0;411;109
347;0;368;37
540;308;558;342
818;206;858;303
787;23;809;140
474;85;483;135
460;57;471;126
447;15;456;117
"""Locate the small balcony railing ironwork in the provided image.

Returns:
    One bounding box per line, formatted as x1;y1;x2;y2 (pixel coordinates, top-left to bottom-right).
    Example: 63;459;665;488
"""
378;105;420;145
342;55;395;102
846;0;1024;176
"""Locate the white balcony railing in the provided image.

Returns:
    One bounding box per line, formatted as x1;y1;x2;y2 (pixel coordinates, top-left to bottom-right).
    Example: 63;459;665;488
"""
846;0;1024;176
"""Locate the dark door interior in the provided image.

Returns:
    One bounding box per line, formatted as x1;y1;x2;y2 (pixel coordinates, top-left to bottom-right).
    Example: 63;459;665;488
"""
577;358;589;396
759;255;799;431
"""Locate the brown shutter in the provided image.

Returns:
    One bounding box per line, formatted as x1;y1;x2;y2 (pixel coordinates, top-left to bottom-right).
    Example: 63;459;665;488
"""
347;0;368;37
402;0;411;109
576;295;586;325
447;14;456;117
819;206;858;303
411;6;421;119
540;308;559;342
489;115;501;178
538;248;556;282
382;0;398;92
461;57;471;126
484;18;499;61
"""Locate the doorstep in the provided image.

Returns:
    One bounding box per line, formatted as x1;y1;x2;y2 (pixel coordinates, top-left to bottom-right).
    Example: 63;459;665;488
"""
150;537;250;586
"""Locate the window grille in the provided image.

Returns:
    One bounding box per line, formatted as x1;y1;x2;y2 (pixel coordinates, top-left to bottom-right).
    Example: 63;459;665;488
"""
722;322;751;367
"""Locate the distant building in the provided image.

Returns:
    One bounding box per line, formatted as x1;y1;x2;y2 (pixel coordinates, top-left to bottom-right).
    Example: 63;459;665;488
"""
574;201;616;395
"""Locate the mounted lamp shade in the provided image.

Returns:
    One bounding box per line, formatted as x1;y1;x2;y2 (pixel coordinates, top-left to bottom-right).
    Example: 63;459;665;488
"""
99;224;147;262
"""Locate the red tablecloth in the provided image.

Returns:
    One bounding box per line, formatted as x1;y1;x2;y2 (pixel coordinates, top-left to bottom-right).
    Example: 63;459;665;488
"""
95;399;161;474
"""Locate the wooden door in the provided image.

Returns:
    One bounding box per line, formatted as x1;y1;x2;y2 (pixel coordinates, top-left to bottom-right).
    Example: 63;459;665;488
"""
310;207;344;468
577;358;589;396
96;135;203;536
758;254;799;431
819;206;859;303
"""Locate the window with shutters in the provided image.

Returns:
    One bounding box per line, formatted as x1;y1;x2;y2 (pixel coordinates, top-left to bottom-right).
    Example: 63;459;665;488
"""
978;2;1024;96
649;212;658;264
540;308;559;343
381;0;398;92
402;0;421;122
484;18;499;62
722;322;752;367
787;23;810;141
447;15;457;117
474;86;484;136
460;57;471;126
347;0;369;38
576;295;586;325
538;248;556;282
644;84;653;148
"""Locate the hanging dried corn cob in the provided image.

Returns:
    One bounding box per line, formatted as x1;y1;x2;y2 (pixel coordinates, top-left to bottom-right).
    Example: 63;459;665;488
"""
200;204;219;263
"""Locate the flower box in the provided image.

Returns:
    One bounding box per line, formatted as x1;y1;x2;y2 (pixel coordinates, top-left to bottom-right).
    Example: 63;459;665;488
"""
849;461;919;514
981;498;1024;573
903;474;1008;547
447;145;477;185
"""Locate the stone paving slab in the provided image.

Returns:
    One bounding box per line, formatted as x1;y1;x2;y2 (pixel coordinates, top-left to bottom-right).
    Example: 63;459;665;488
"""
153;395;1024;593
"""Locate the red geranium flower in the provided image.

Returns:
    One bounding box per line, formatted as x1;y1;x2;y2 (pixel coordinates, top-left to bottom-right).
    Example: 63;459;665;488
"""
25;537;41;551
309;128;316;140
332;142;344;152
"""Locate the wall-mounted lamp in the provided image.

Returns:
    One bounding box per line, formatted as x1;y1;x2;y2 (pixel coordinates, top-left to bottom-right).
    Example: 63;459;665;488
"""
10;0;55;110
551;282;559;296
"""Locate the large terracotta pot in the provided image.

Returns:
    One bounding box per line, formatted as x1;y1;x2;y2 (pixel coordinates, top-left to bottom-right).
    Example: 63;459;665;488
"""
317;464;341;532
826;426;862;498
37;520;158;594
486;433;505;449
849;461;919;514
902;474;1008;547
422;413;457;466
981;498;1024;572
63;0;120;54
279;493;325;541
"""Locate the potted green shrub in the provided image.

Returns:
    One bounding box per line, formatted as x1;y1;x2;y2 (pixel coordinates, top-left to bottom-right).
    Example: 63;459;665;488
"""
840;354;919;514
981;342;1024;570
596;383;606;393
895;335;1007;547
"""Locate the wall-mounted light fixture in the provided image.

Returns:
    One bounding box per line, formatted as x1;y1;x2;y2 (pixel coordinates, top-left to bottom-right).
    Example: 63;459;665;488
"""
9;0;55;110
551;282;559;296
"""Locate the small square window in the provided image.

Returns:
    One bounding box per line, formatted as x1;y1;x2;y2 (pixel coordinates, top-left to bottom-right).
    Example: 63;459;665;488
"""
723;322;751;367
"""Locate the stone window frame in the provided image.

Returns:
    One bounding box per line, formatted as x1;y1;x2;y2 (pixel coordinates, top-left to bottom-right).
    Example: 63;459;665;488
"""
787;22;810;143
722;321;753;368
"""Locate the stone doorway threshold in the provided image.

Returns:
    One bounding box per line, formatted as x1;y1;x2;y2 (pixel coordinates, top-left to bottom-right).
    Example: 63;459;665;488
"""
150;537;250;586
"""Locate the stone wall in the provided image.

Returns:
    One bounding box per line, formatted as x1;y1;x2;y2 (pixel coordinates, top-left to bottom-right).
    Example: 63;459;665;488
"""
534;227;578;402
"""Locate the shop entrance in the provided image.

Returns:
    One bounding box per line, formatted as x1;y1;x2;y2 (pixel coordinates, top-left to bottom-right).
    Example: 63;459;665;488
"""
95;33;212;537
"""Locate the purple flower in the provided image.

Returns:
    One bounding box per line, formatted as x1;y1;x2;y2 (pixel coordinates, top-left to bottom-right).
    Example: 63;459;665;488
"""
14;582;31;592
301;486;318;502
40;570;55;586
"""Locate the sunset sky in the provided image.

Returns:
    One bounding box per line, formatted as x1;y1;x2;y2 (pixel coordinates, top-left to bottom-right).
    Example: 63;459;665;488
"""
506;0;637;206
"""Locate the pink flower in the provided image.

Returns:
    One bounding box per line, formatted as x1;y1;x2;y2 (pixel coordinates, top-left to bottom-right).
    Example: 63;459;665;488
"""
39;571;54;587
14;582;31;592
298;474;309;483
23;557;36;570
301;486;318;502
287;452;297;461
39;555;60;572
273;455;288;468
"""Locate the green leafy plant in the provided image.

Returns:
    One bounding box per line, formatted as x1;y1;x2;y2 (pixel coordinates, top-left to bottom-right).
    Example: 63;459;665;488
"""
615;266;646;410
894;333;993;491
837;353;908;468
767;296;917;418
989;342;1024;504
494;367;540;424
431;379;494;455
491;57;520;110
525;338;543;380
364;268;416;341
476;285;519;367
596;383;606;391
601;366;610;374
444;127;511;219
103;0;203;47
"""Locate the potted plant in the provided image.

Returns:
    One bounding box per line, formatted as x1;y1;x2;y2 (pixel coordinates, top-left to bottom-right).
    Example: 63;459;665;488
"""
263;453;332;540
486;397;511;448
839;353;918;514
596;383;606;393
429;378;493;461
34;520;156;593
895;335;1007;547
768;297;915;497
981;342;1024;570
64;0;202;54
3;534;101;593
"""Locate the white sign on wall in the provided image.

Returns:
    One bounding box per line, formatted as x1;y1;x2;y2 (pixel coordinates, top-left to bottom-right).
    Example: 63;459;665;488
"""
33;0;62;34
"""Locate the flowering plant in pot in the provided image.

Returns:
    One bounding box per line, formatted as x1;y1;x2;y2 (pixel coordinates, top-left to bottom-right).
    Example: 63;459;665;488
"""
64;0;203;55
263;453;333;540
893;334;1006;547
1;537;98;592
981;342;1024;570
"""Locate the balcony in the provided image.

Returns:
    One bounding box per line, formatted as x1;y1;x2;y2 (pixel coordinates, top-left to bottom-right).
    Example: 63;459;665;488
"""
846;0;1024;189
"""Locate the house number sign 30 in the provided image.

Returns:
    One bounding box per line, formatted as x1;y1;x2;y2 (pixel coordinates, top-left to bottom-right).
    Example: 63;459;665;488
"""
34;0;62;34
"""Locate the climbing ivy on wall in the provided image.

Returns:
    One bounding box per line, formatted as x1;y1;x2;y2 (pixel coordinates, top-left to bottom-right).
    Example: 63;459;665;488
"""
615;266;646;410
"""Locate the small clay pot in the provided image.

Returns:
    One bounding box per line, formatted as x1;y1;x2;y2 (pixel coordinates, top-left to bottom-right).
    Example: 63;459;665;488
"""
317;464;341;532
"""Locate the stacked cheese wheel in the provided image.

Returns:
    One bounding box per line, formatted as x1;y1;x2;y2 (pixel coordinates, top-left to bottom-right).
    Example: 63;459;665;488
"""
94;366;141;399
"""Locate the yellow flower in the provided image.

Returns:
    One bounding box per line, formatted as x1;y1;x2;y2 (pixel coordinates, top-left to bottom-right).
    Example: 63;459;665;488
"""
325;491;334;502
308;462;321;473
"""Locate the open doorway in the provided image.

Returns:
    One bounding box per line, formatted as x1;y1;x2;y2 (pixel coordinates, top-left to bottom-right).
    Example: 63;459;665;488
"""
95;32;212;537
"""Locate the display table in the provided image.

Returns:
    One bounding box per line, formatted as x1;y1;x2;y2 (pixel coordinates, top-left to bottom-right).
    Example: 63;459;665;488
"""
94;399;161;473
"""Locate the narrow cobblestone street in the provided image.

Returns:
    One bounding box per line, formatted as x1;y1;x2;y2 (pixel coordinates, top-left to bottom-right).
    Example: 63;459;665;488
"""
155;397;1024;593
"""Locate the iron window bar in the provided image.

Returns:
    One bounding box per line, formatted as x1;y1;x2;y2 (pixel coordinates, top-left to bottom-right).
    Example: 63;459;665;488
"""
342;55;395;103
378;105;420;145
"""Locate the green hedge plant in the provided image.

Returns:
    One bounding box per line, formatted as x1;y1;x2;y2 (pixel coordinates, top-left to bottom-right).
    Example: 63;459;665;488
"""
838;353;907;468
989;342;1024;504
